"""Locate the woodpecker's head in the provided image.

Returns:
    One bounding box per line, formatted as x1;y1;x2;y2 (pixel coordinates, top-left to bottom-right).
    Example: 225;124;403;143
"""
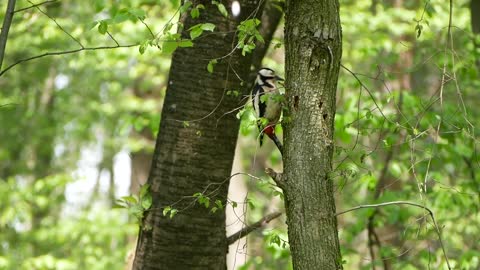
256;68;284;88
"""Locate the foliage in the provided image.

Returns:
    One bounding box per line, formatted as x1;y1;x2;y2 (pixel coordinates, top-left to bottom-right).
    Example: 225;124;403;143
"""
0;176;136;270
114;184;152;229
1;0;480;269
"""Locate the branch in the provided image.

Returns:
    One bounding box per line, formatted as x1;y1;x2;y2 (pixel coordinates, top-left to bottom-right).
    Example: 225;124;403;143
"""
0;44;137;77
0;0;17;70
265;168;286;190
14;0;57;13
336;201;452;269
27;0;83;48
226;211;282;245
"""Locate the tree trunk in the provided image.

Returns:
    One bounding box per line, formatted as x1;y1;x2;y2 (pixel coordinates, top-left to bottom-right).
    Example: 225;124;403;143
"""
280;0;343;269
132;1;263;269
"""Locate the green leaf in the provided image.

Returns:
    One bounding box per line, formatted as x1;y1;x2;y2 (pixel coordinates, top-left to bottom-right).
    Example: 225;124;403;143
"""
189;23;215;40
255;33;264;43
201;23;216;31
231;201;238;208
112;203;126;209
272;190;284;200
121;195;138;204
210;207;218;213
163;22;173;34
141;195;152;209
178;39;193;48
190;27;203;40
162;41;178;54
203;197;210;208
247;199;255;210
207;59;217;73
111;13;130;24
139;184;150;198
98;21;108;34
217;3;228;17
191;8;200;19
89;21;100;30
169;209;178;219
139;43;147;54
128;8;146;19
163;206;171;216
215;199;223;209
128;204;144;219
198;195;210;208
179;1;192;14
415;24;423;38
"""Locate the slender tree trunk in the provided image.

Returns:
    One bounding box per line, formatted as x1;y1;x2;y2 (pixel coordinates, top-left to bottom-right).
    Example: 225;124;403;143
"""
280;0;343;269
0;0;16;70
132;1;263;269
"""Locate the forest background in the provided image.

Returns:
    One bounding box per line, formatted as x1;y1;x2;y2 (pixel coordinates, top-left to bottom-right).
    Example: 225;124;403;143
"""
1;0;479;269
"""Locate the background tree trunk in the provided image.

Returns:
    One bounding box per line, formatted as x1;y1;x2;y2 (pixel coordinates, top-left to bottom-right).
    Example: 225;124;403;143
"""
280;0;343;269
132;1;263;269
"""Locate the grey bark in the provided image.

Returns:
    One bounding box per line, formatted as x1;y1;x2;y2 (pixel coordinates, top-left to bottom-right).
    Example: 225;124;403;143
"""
281;0;343;269
132;1;263;269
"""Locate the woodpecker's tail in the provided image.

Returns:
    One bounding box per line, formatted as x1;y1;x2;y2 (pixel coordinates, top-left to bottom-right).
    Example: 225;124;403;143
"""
269;134;284;155
258;124;265;147
262;125;283;155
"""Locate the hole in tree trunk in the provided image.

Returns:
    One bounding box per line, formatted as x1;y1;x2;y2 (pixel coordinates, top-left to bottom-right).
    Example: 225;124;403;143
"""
293;96;299;110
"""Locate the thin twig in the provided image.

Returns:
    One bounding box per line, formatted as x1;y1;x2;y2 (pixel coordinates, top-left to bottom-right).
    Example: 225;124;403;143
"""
340;64;409;130
140;18;155;39
0;44;138;76
226;211;282;245
336;201;451;269
27;0;83;48
0;0;17;70
14;0;57;13
107;31;119;46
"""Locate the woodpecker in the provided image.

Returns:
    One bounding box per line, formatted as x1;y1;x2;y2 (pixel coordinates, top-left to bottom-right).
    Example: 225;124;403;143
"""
251;68;284;155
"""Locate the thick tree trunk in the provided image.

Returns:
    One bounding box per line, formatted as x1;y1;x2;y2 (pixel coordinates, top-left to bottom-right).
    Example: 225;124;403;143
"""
132;1;262;269
280;0;343;269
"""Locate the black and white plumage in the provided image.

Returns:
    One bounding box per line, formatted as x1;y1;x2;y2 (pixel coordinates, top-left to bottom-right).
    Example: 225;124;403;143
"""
251;68;284;154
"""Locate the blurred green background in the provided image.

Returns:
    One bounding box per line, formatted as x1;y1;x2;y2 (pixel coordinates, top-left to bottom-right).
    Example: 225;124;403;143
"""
1;0;479;269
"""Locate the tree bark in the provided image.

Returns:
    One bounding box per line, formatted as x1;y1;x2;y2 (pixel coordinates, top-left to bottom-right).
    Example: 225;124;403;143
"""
0;0;16;70
281;0;343;269
132;1;263;269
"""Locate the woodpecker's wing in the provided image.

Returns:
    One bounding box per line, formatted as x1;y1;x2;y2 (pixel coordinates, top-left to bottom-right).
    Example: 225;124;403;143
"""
251;83;266;118
252;83;267;146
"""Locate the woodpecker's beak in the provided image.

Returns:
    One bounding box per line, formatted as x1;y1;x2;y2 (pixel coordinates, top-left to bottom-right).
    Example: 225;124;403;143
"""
275;75;284;81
